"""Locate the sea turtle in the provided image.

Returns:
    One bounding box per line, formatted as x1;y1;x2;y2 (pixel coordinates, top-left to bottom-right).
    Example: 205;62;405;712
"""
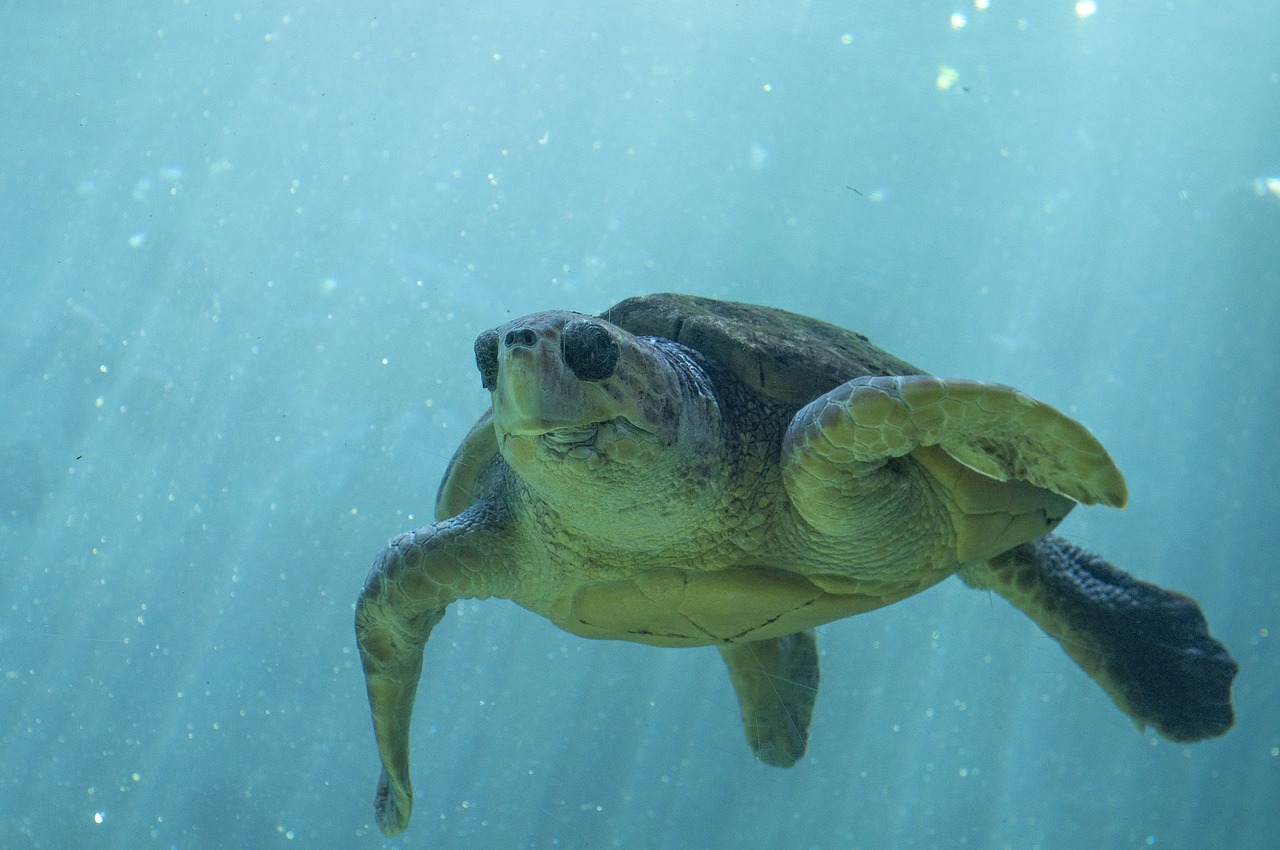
355;292;1237;836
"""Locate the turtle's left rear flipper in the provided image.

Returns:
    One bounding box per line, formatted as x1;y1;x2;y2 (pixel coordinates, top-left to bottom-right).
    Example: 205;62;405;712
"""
719;631;820;766
962;534;1237;742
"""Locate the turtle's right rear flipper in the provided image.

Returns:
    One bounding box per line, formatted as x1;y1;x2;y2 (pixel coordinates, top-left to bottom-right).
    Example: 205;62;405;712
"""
962;534;1237;742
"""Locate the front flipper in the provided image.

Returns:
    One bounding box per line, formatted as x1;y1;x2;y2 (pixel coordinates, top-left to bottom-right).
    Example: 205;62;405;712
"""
354;504;512;836
961;535;1237;742
718;631;820;767
783;376;1128;520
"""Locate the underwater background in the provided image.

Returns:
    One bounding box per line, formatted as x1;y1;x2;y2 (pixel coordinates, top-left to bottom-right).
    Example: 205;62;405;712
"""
2;2;1277;848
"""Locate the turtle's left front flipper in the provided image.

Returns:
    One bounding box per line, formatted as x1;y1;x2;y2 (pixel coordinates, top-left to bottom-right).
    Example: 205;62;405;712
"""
355;505;513;836
962;535;1237;742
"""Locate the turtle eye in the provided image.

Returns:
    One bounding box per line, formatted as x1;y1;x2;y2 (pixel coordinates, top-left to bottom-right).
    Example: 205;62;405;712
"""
474;328;500;391
561;319;620;383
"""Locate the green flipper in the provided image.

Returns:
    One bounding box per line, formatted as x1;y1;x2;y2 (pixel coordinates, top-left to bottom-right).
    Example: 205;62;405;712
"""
782;375;1128;562
962;535;1237;741
783;375;1128;511
718;631;820;766
355;503;517;836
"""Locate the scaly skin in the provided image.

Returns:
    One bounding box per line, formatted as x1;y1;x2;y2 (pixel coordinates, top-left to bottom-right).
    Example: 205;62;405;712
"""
355;503;514;836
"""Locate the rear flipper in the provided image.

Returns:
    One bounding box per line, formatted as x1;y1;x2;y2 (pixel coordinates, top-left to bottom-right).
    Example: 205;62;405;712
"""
961;535;1237;742
719;631;820;766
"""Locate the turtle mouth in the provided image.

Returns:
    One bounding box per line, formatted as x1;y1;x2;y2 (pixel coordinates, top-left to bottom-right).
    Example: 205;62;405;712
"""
534;417;660;465
540;424;601;460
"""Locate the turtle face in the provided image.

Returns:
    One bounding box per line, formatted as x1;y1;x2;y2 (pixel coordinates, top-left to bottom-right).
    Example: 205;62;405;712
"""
474;311;712;488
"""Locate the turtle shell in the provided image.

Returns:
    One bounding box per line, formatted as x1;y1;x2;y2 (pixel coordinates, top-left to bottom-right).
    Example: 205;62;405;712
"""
599;292;925;406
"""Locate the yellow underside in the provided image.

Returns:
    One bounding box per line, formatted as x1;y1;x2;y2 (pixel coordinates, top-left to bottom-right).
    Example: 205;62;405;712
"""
543;564;952;648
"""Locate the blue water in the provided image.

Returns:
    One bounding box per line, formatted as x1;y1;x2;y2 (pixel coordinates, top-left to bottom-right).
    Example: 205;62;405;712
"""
2;3;1277;848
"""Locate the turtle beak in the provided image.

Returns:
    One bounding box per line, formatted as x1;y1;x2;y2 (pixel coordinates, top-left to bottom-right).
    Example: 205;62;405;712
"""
497;331;582;432
488;315;611;436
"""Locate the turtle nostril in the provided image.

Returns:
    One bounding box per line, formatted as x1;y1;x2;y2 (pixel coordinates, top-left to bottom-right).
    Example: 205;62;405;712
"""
504;327;538;349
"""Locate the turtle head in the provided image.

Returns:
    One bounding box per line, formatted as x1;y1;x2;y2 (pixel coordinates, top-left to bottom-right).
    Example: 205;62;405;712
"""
474;310;719;500
476;312;624;434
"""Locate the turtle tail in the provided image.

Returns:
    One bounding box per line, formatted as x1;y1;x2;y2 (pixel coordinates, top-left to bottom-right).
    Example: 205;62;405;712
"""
961;534;1237;742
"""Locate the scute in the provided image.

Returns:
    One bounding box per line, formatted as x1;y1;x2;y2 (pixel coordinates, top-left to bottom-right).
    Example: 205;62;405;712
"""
600;292;924;405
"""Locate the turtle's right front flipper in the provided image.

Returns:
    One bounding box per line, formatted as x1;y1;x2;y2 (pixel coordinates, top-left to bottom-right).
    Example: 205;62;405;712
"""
355;505;512;836
961;535;1237;742
781;376;1127;562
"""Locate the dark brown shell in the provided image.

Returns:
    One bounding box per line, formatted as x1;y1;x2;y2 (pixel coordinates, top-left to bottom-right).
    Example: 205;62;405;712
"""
599;293;924;406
